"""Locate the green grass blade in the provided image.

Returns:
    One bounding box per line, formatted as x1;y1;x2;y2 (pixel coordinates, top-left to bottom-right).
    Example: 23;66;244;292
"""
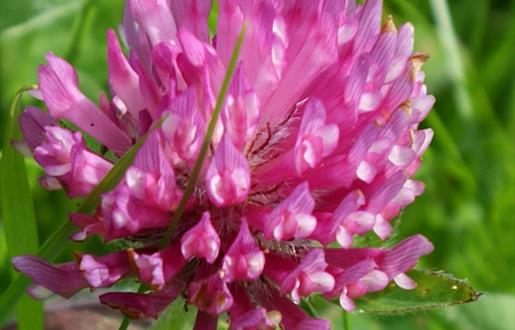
66;0;96;64
429;0;472;120
353;270;480;315
0;105;165;326
208;0;218;38
159;22;246;248
0;1;82;42
0;85;43;329
118;22;247;330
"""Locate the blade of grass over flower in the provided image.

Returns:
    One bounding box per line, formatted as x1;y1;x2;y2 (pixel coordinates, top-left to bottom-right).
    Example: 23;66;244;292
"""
0;111;166;327
117;22;247;330
0;85;43;330
159;23;247;248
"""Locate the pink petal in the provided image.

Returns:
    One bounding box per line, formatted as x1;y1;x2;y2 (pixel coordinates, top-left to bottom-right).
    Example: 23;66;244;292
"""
229;307;281;330
69;213;103;241
13;256;87;298
131;243;185;289
378;235;434;277
389;145;417;167
188;273;233;314
129;0;177;45
38;53;131;154
107;29;144;118
339;291;356;312
222;66;260;149
263;4;338;124
78;251;131;288
39;176;62;191
181;212;221;263
257;287;329;330
19;107;55;151
223;219;265;282
162;88;205;164
372;214;392;240
206;136;251;207
394;272;417;290
295;99;339;174
359;269;389;292
279;249;334;303
169;0;212;43
194;311;218;330
100;284;180;319
264;182;316;241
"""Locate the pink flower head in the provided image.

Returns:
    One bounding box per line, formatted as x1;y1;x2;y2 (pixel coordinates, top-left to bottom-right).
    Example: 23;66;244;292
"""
15;0;436;328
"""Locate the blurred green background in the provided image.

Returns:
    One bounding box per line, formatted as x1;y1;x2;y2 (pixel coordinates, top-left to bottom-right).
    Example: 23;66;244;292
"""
1;0;514;329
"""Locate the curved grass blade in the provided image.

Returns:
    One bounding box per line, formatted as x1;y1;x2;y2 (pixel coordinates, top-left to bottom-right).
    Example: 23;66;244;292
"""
429;0;472;120
1;85;43;330
352;269;480;315
0;109;166;326
159;22;246;247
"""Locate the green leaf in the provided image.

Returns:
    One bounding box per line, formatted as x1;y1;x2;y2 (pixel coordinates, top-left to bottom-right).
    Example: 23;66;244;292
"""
150;299;197;330
352;269;480;315
444;293;515;330
0;85;44;330
0;100;165;327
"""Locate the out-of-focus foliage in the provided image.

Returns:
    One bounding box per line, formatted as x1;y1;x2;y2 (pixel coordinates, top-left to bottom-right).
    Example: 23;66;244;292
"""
0;0;514;329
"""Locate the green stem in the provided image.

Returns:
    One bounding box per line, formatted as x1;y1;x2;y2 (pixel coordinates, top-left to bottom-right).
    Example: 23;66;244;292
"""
342;310;350;330
300;299;318;318
118;318;130;330
158;23;247;248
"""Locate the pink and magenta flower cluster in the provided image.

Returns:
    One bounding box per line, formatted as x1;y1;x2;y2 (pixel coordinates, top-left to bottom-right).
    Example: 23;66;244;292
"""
14;0;435;328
